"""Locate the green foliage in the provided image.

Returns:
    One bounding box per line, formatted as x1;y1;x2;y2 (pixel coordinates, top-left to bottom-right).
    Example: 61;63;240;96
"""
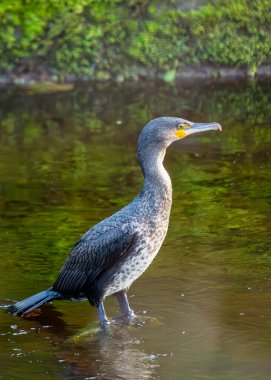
0;0;270;78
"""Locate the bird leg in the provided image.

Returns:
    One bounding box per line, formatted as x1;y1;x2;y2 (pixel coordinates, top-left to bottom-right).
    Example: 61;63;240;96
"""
98;303;110;325
115;291;136;318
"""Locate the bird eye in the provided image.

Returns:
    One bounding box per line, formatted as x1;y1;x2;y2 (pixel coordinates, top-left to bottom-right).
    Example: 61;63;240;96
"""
176;123;183;130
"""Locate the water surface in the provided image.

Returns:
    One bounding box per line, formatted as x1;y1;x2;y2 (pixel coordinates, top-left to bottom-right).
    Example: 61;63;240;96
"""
0;80;271;379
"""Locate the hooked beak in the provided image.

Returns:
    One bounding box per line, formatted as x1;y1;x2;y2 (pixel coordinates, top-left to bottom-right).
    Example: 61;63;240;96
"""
186;122;222;136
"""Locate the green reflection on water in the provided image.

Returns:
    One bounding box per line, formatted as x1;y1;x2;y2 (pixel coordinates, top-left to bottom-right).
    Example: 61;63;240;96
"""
0;80;271;380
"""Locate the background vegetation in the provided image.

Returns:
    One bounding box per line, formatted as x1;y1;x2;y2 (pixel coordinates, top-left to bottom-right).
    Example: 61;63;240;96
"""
0;0;271;81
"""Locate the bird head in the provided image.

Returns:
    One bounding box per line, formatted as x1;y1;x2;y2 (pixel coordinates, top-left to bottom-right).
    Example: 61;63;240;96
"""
139;117;222;148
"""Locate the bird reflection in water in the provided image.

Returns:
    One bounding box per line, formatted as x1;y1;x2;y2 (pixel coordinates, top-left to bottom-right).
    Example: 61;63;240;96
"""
22;305;159;379
59;319;159;379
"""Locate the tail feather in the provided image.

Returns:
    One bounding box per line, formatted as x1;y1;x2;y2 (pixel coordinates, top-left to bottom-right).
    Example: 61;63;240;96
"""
9;288;61;316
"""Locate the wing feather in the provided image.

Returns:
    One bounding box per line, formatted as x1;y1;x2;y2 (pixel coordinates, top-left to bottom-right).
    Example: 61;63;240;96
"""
53;225;135;296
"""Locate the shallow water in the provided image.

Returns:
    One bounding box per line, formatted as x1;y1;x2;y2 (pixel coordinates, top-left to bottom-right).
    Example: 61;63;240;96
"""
0;79;271;379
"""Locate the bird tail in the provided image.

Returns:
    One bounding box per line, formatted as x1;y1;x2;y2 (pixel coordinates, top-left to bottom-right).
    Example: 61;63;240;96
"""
8;288;61;317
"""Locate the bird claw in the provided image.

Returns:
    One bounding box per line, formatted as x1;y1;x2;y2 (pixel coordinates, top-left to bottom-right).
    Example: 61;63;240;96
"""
100;318;111;326
126;310;136;319
112;310;137;325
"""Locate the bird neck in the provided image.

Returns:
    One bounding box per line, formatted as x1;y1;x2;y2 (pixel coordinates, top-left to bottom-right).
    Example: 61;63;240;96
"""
138;142;172;200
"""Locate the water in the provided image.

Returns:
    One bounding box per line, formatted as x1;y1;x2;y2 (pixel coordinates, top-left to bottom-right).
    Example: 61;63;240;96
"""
0;79;271;379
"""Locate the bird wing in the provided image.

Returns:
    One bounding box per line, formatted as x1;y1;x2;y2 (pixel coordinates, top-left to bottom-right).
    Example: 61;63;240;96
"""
52;224;135;296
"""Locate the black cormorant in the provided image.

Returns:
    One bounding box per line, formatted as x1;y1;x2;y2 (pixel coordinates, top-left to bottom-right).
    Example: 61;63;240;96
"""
9;117;221;324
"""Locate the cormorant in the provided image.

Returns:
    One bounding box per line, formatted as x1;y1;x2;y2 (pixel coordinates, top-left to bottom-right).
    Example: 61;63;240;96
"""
9;117;221;325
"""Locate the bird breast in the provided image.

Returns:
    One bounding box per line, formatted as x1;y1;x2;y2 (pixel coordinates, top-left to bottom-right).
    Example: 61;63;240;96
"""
104;207;170;297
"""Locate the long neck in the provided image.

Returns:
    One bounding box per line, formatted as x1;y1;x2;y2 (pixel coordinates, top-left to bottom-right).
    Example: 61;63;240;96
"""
138;141;172;200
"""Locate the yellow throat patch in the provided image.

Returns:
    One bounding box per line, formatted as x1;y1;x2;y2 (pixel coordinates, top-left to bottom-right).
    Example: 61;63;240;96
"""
175;130;187;139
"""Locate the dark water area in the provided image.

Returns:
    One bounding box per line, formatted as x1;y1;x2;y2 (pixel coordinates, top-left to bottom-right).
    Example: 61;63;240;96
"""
0;79;271;379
